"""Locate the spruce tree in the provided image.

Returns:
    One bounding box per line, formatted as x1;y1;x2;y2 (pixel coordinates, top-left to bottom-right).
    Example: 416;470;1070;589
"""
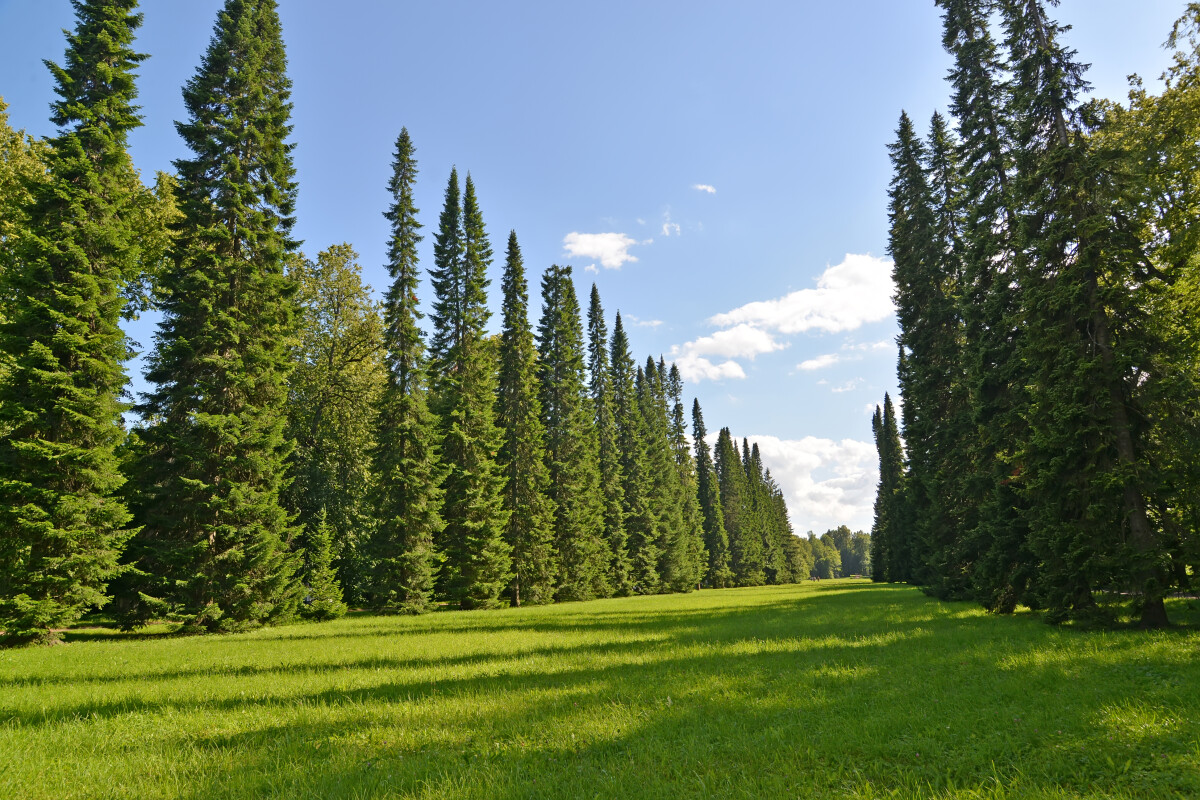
586;285;632;594
299;509;347;620
692;399;732;588
0;0;149;644
935;0;1030;607
369;129;443;614
123;0;302;632
667;365;707;589
538;266;609;601
428;171;511;609
638;358;693;593
497;232;558;605
1001;0;1167;626
610;313;659;592
716;428;763;586
869;405;889;582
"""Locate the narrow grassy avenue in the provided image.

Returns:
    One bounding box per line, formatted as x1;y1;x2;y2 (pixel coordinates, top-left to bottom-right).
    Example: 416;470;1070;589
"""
1;581;1197;799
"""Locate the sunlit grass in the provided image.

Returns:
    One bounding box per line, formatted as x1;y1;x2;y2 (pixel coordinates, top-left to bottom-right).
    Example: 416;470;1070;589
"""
1;581;1197;798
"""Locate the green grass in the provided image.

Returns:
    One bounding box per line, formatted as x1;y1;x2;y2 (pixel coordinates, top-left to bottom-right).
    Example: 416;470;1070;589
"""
1;581;1198;799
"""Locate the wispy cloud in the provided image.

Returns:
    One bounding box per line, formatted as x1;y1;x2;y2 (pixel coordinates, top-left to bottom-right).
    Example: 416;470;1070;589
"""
669;253;896;383
830;379;864;394
562;232;640;270
798;353;840;371
710;253;895;334
661;209;680;237
627;315;664;329
583;263;599;274
693;183;716;194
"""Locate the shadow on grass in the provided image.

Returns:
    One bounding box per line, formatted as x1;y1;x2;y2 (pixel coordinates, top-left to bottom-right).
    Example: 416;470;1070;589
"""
5;583;1199;799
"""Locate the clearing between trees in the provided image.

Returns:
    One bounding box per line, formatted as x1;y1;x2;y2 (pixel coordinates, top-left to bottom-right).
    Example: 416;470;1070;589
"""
1;580;1197;799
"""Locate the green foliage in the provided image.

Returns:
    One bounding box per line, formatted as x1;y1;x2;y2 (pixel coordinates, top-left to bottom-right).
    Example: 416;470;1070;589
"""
715;428;763;586
537;266;609;601
869;395;905;584
586;285;632;595
299;509;347;620
692;399;732;588
428;171;511;609
285;244;384;605
497;232;558;605
0;1;150;645
610;314;659;593
809;535;843;579
123;0;302;632
369;129;443;615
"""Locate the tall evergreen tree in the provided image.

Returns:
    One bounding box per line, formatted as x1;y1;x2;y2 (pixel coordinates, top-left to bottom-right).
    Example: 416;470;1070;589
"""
538;266;609;600
427;171;511;609
610;313;659;592
369;129;443;614
0;0;151;644
1001;0;1168;626
586;285;632;594
667;365;707;589
935;0;1031;608
638;357;693;592
869;405;889;582
716;428;763;586
870;394;907;583
692;399;732;588
496;232;557;606
123;0;302;632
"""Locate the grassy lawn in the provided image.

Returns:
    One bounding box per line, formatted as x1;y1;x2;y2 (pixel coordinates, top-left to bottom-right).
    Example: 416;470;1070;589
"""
1;580;1198;799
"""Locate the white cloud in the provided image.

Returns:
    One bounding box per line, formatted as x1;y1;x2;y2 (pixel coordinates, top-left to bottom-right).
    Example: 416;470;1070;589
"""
583;264;599;274
627;315;664;329
750;435;879;533
798;353;840;371
709;253;894;334
693;183;717;194
562;232;640;270
675;355;746;382
670;324;788;382
636;218;646;225
831;379;864;393
846;339;894;353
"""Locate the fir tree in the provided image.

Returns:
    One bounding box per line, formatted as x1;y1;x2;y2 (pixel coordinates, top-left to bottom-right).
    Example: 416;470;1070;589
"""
638;358;692;593
1001;0;1167;626
667;365;707;590
716;428;763;586
369;129;443;614
610;313;659;592
538;266;609;601
497;232;558;606
692;399;732;588
587;285;632;594
123;0;302;632
870;394;906;583
428;171;511;609
299;509;347;620
0;0;150;644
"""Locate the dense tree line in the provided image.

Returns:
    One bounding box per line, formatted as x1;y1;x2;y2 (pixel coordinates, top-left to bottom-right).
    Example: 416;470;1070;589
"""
873;0;1200;627
0;0;809;645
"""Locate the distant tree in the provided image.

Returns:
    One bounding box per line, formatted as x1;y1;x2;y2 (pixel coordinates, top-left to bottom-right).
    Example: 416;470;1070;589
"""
587;286;632;594
809;535;842;580
285;244;384;604
368;129;443;614
716;428;764;586
497;232;557;605
538;266;609;601
692;399;732;588
123;0;303;632
428;171;511;609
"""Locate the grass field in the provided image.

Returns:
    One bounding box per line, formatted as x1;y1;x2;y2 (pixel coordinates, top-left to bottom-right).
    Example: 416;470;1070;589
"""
1;581;1198;799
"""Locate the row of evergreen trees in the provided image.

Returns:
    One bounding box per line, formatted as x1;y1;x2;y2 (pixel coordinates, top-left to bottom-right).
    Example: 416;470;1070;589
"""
0;0;805;645
871;0;1200;627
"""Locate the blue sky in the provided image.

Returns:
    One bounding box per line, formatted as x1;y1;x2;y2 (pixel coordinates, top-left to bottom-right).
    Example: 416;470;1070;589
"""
0;0;1187;532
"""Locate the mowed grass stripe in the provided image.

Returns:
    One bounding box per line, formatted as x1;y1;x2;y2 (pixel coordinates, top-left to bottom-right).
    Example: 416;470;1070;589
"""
1;581;1197;799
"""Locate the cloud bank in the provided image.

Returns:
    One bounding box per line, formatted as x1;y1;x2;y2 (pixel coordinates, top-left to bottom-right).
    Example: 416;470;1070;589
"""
749;435;878;533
